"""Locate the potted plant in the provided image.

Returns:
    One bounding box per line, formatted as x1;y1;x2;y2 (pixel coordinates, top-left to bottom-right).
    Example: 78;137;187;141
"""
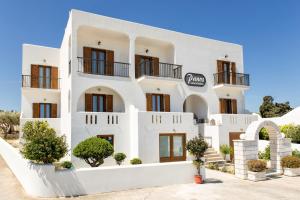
186;136;208;184
113;152;126;165
219;144;231;161
130;158;142;165
247;160;267;181
281;155;300;176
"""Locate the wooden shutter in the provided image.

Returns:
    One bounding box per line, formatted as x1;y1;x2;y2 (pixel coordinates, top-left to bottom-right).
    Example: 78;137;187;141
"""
219;99;226;114
153;57;159;76
51;67;58;89
106;95;113;112
83;47;92;73
217;60;224;84
231;62;236;85
135;55;141;78
32;103;40;118
31;65;39;88
51;104;57;118
146;93;152;111
85;93;92;112
232;99;237;114
164;94;170;112
106;50;114;76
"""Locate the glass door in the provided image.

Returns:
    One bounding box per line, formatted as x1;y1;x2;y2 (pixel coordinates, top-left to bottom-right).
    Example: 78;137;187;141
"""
159;134;186;162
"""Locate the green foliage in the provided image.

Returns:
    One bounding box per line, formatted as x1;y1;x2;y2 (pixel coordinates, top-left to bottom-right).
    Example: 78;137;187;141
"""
281;156;300;168
22;121;55;141
258;145;270;160
247;160;267;172
61;161;73;169
292;150;300;158
73;137;114;167
207;162;219;170
130;158;142;165
186;136;208;160
280;124;300;143
0;111;20;138
259;128;269;140
113;152;126;165
259;96;293;118
21;121;67;164
219;144;231;159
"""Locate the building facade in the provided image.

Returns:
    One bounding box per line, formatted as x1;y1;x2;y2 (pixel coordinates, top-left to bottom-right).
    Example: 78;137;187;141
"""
20;10;258;167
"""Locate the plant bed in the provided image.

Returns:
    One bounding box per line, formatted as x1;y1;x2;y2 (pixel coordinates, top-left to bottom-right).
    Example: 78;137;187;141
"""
281;156;300;177
247;160;267;182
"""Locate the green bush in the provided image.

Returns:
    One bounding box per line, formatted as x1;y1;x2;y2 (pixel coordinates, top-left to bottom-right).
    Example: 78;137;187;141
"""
259;128;269;140
280;124;300;143
247;160;267;172
281;156;300;168
292;149;300;158
73;137;114;167
207;162;219;170
61;161;73;169
113;152;126;165
20;121;68;164
258;145;270;160
130;158;142;165
219;144;231;160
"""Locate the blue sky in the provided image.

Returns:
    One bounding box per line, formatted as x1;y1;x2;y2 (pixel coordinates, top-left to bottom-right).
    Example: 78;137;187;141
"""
0;0;299;112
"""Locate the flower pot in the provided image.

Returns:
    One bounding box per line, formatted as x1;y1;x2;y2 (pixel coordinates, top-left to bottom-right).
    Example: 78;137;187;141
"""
283;168;300;177
194;175;203;184
247;171;266;182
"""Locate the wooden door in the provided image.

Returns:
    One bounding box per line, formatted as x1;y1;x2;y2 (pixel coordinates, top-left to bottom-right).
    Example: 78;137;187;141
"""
229;132;243;161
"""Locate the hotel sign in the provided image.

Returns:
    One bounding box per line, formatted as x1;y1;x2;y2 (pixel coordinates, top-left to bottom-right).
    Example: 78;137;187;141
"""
184;73;206;87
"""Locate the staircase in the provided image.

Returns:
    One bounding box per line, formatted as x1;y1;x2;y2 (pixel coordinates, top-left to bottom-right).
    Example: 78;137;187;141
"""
204;148;226;164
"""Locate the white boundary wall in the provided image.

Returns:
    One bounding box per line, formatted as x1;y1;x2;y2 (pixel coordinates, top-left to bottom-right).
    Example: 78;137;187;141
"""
0;138;203;198
259;140;300;151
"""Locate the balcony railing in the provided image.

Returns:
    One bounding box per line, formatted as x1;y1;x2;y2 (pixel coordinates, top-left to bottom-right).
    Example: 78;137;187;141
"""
22;75;60;89
77;57;130;77
214;72;250;86
136;61;182;79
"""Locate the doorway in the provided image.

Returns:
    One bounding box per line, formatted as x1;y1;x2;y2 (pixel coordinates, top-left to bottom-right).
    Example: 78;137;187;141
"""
159;133;186;162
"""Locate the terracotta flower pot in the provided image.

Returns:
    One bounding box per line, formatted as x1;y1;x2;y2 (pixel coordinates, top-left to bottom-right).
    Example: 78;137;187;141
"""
194;175;203;184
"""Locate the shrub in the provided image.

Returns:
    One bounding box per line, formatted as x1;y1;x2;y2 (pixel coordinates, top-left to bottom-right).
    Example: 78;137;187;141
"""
207;162;219;170
113;152;126;165
259;128;269;140
292;149;300;158
20;121;68;164
219;144;231;160
280;124;300;143
281;156;300;168
130;158;142;165
258;145;270;160
73;137;114;167
61;161;73;169
247;160;267;172
0;111;20;139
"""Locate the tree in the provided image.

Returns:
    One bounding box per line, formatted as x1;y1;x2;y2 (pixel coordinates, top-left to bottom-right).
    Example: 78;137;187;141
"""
0;112;20;139
73;137;114;167
219;144;231;160
259;96;293;118
113;152;126;165
21;121;68;164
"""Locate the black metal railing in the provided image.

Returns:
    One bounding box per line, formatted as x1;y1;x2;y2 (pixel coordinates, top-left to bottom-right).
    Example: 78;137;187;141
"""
22;75;60;89
136;61;182;79
213;72;250;86
77;57;130;77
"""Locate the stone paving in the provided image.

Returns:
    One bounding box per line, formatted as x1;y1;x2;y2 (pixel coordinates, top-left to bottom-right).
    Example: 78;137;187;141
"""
1;155;300;200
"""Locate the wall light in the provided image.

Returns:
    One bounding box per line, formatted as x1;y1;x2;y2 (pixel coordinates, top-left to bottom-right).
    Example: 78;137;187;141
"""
145;49;149;54
98;41;101;46
43;59;47;63
97;88;101;92
157;88;160;91
225;54;228;58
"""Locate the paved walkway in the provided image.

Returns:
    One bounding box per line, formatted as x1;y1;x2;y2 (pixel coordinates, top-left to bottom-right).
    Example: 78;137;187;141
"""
1;155;300;200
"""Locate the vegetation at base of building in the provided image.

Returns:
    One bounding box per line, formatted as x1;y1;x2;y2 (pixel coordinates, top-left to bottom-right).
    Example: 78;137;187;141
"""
61;161;73;169
280;124;300;144
130;158;142;165
73;137;114;167
20;121;68;164
219;144;232;160
113;152;127;165
258;145;270;160
206;163;234;174
186;136;208;176
206;162;219;170
259;128;269;140
247;160;267;172
281;156;300;168
292;150;300;158
0;111;20;139
259;96;293;118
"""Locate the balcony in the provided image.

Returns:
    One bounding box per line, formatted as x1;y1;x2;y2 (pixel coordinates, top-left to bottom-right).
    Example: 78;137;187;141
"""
77;57;130;78
22;75;60;89
213;72;250;90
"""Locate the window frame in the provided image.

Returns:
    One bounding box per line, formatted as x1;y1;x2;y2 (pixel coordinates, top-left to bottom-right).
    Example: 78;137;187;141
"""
159;133;186;162
151;93;165;112
38;65;52;89
39;103;52;118
91;48;107;75
92;94;107;112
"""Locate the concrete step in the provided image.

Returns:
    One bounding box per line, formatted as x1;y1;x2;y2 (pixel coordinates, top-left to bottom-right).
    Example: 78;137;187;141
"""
204;154;222;158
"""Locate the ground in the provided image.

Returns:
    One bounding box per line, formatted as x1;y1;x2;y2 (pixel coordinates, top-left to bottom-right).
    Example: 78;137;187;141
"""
1;156;300;200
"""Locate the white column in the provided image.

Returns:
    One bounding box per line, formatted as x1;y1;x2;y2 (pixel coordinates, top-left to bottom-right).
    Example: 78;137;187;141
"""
128;36;136;79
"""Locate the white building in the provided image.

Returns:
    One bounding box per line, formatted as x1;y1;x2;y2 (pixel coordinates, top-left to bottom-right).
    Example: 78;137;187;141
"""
20;9;258;167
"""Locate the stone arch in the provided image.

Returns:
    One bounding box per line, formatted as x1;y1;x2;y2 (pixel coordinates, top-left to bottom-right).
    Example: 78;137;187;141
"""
234;120;292;179
183;94;208;123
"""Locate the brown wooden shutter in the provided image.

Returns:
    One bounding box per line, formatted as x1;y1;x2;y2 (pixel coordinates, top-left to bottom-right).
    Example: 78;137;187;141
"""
146;93;152;111
231;62;236;85
232;99;237;114
219;99;226;114
83;47;92;73
106;95;113;112
51;104;57;118
31;65;39;88
217;60;224;84
85;93;92;112
32;103;40;118
164;94;170;112
106;50;114;76
153;57;159;76
135;55;141;78
51;67;58;89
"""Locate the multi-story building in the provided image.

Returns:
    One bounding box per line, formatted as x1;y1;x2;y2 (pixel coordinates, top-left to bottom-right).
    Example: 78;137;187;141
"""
20;9;258;167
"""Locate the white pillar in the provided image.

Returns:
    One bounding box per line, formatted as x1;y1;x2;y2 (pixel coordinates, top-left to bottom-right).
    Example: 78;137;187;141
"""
128;36;136;79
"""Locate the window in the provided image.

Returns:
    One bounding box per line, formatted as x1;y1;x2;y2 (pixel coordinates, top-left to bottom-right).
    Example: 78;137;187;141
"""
39;103;51;118
91;49;106;75
92;94;106;112
146;93;170;112
38;66;51;88
220;99;237;114
97;135;114;146
159;134;186;162
140;56;153;76
151;94;164;112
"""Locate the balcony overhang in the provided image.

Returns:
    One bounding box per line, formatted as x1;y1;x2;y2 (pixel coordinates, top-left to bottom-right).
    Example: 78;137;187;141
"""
213;83;250;91
136;75;183;86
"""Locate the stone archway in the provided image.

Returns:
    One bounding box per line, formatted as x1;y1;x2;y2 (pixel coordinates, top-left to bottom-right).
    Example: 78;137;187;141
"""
183;94;208;123
234;120;292;179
